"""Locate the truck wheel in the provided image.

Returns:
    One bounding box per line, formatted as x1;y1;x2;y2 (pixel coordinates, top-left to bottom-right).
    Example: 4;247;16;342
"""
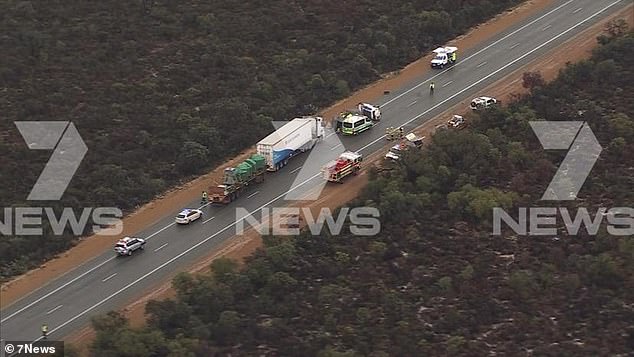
127;250;132;256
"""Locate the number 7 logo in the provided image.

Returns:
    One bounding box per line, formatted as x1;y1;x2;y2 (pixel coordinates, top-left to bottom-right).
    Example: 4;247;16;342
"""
15;121;88;201
529;121;602;201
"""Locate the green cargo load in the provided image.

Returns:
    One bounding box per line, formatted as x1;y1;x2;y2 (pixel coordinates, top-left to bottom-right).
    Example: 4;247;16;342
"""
249;154;266;171
236;162;254;181
240;161;255;175
245;159;258;172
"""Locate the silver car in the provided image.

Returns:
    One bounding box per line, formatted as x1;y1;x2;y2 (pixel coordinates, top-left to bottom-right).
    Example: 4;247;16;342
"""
114;236;146;256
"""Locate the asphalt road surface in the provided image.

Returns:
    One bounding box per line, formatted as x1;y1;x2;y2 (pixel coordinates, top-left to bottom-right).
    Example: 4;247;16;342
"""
1;0;629;346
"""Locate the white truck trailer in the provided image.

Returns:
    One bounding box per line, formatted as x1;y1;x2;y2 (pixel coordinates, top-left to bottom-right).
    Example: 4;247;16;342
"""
257;117;324;171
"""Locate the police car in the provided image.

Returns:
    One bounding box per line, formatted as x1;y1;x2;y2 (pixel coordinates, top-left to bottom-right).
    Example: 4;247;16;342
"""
114;236;146;256
470;96;498;110
175;208;203;224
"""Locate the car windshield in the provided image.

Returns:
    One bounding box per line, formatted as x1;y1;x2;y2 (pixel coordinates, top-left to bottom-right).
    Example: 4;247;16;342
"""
177;214;186;218
115;243;125;248
434;55;444;60
343;122;353;128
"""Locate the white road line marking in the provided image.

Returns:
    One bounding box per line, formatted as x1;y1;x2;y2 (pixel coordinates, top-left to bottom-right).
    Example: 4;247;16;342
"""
247;191;259;198
407;100;417;107
46;305;63;315
356;0;624;157
101;273;117;282
330;143;342;151
154;243;169;251
573;7;583;13
510;43;520;49
1;220;174;323
4;0;579;321
380;0;576;107
290;167;302;174
202;216;216;224
543;24;552;30
22;0;626;341
442;81;453;87
477;61;487;68
326;132;336;138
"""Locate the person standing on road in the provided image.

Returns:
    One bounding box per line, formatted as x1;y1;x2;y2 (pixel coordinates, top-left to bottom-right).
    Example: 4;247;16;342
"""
201;191;208;204
429;82;435;95
41;323;48;339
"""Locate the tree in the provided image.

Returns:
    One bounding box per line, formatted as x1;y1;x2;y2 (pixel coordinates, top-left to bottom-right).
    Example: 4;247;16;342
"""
522;71;545;89
210;257;239;284
176;141;209;174
145;299;194;338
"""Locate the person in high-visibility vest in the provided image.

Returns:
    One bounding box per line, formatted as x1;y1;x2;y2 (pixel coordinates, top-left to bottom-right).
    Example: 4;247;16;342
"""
429;82;435;95
451;51;456;62
41;323;48;339
201;191;208;204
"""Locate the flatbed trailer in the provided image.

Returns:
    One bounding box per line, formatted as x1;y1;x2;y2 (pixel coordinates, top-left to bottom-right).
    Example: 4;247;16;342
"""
209;154;267;204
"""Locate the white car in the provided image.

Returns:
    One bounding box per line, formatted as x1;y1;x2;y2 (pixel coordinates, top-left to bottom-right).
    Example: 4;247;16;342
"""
470;96;498;110
385;144;405;161
114;237;146;256
175;209;203;224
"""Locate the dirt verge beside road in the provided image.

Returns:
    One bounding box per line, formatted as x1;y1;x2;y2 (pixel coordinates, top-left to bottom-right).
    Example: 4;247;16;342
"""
105;0;633;333
0;0;557;310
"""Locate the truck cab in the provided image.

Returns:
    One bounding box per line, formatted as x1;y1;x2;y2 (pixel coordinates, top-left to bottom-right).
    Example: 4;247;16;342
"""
431;46;458;68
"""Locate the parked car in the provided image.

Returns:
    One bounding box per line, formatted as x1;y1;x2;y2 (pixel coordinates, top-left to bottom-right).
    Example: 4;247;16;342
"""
470;96;498;110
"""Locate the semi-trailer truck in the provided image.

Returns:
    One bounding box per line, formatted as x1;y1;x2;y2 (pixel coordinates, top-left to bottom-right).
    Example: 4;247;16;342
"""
209;154;267;204
256;117;324;171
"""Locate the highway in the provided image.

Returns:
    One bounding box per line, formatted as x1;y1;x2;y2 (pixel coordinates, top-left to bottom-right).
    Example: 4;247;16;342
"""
1;0;629;345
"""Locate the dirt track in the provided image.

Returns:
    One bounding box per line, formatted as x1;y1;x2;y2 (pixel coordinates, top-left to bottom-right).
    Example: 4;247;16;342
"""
3;0;633;354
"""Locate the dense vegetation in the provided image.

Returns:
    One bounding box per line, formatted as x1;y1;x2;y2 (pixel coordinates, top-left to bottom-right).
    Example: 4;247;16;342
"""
0;0;522;280
87;28;634;356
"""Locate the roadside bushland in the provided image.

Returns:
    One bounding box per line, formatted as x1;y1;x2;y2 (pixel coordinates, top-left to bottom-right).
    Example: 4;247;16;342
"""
0;0;524;280
88;29;634;357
